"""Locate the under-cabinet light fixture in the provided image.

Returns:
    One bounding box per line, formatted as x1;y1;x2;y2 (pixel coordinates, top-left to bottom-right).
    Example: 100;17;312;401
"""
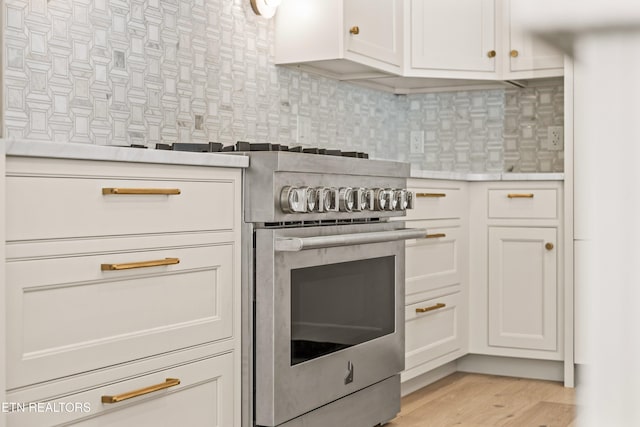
251;0;281;18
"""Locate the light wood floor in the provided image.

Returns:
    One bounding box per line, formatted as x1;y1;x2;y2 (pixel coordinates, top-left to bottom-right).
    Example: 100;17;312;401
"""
388;372;577;427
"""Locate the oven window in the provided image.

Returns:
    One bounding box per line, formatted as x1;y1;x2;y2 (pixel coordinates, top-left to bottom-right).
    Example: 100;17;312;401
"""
290;256;395;365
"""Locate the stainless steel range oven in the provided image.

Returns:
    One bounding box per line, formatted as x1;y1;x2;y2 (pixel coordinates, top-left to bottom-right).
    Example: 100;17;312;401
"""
241;151;424;427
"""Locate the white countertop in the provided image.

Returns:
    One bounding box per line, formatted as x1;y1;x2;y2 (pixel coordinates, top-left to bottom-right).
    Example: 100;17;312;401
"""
410;169;564;181
3;139;250;169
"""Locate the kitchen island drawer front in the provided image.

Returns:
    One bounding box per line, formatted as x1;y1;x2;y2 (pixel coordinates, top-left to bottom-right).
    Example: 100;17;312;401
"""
6;172;238;241
406;226;463;297
6;352;235;427
405;182;466;221
488;188;558;219
405;292;464;371
6;244;234;389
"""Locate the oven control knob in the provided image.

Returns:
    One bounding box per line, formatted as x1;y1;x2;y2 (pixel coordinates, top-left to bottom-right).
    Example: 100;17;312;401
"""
339;187;355;212
394;189;409;211
316;187;339;212
280;186;305;213
374;188;387;211
353;188;370;212
385;189;398;211
406;191;415;209
305;187;317;212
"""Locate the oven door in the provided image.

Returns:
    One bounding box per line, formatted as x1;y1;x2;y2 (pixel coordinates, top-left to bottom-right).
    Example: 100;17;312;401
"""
254;222;425;427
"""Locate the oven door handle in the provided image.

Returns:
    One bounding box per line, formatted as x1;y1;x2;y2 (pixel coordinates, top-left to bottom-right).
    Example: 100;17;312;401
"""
274;228;428;252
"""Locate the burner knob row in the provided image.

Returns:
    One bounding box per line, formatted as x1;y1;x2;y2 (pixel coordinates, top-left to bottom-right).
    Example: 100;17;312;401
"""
280;186;414;214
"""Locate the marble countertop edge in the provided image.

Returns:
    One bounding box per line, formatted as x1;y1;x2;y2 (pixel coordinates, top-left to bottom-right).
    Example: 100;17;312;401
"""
410;169;564;182
3;139;250;169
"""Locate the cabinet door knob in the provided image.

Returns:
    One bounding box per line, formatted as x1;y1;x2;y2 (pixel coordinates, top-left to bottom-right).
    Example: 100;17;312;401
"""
545;242;554;251
349;26;360;35
487;50;496;58
510;49;519;58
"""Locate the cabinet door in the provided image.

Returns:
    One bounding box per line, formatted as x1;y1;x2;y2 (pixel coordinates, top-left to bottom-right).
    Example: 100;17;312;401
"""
504;0;564;76
411;0;496;73
404;292;466;380
488;227;557;351
344;0;403;67
7;353;236;427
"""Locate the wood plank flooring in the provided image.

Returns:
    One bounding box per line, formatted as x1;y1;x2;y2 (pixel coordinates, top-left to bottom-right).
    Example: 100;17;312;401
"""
388;373;577;427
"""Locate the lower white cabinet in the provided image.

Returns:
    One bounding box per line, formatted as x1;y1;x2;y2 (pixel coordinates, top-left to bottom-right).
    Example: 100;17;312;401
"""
6;353;235;427
404;292;467;380
469;181;563;361
488;226;558;351
4;153;242;427
403;179;469;382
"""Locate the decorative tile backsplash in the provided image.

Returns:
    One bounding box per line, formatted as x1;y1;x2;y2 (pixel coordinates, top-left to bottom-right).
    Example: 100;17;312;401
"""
2;0;563;173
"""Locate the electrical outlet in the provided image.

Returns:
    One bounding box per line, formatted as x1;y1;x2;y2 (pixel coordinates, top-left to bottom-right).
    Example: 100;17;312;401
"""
548;126;564;151
297;115;312;144
410;130;424;154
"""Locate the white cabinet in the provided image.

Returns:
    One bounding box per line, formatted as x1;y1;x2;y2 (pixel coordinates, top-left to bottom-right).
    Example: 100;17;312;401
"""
273;0;564;90
408;0;564;80
409;0;497;76
502;0;564;78
4;155;242;426
488;226;558;351
275;0;403;77
469;181;563;360
402;179;468;382
6;353;235;427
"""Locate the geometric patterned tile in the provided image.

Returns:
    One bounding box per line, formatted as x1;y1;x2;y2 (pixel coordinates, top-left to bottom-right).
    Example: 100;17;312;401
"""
2;0;564;172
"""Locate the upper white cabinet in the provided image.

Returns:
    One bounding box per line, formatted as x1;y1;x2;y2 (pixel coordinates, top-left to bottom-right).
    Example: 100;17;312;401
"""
409;0;497;77
275;0;403;77
274;0;563;91
407;0;564;80
502;0;564;78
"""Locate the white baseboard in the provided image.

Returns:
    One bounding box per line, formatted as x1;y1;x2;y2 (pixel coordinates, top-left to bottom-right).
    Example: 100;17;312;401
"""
401;355;566;397
400;362;457;397
456;354;564;382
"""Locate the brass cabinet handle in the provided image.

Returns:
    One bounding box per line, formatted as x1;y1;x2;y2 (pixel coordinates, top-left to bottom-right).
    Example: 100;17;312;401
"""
510;49;519;58
415;193;446;198
101;257;180;271
425;233;446;239
102;188;181;195
507;193;534;198
416;303;446;313
545;242;554;251
349;26;360;35
101;378;181;404
487;50;496;58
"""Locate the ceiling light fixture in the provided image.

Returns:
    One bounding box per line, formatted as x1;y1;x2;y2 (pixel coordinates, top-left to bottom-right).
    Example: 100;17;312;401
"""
250;0;281;18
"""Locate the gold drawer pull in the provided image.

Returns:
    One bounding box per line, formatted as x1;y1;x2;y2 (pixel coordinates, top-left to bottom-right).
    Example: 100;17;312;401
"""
102;188;181;195
101;378;181;404
349;26;360;35
416;193;446;198
101;258;180;271
546;242;554;251
416;303;446;313
425;233;446;239
507;193;534;198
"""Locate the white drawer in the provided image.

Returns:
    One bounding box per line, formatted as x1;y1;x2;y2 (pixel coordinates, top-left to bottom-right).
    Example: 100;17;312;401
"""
6;160;239;241
488;188;558;219
405;182;466;221
405;292;464;372
6;243;235;389
405;225;463;298
6;352;235;427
